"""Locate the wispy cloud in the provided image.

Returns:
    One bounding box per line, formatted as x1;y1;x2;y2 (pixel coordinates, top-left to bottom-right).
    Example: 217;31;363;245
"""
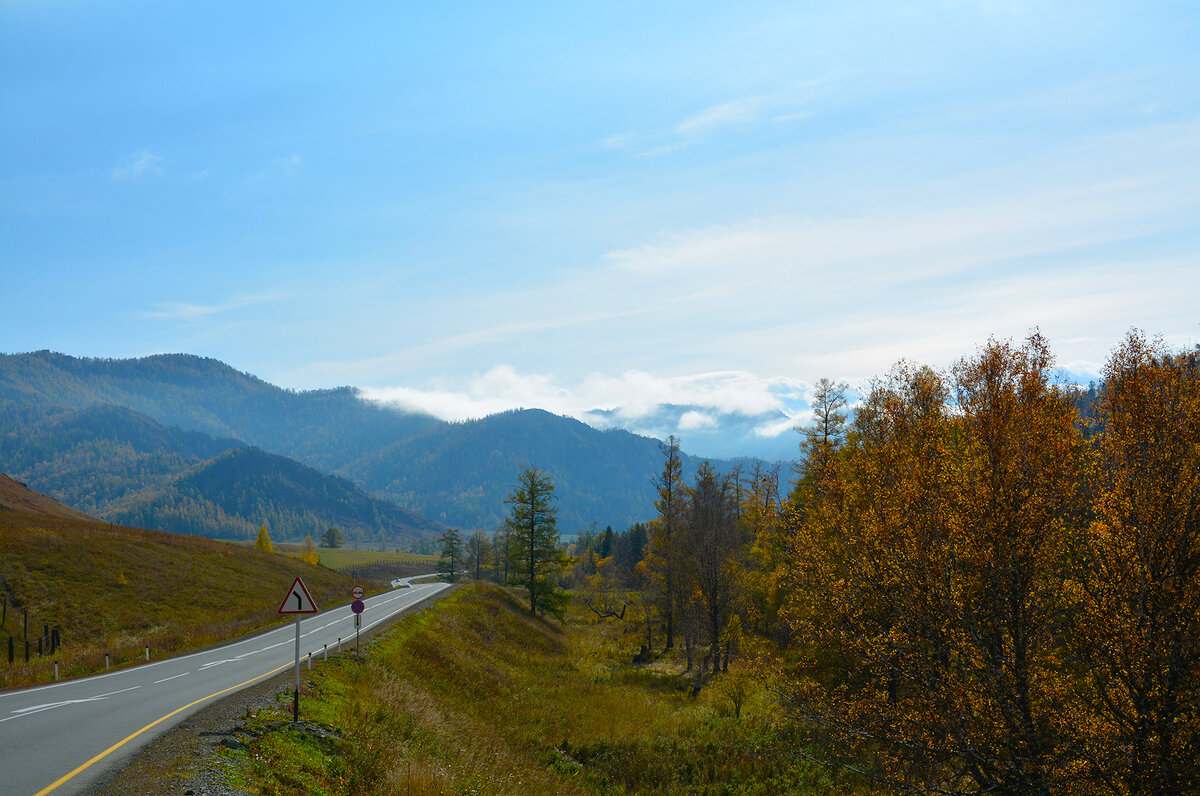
272;154;303;177
137;292;284;321
605;81;825;156
675;96;769;136
111;150;165;180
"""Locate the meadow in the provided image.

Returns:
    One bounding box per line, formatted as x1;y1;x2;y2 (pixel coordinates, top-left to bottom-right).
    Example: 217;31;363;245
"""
229;582;854;795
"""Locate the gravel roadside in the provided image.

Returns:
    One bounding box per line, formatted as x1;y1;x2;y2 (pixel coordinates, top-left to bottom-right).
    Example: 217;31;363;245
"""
84;584;459;796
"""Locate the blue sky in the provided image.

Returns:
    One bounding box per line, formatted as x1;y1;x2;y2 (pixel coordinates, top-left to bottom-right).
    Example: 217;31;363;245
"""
2;1;1198;456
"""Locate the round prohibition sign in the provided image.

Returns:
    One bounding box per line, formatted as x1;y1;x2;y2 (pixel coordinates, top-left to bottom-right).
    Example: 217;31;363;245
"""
351;599;365;614
351;585;365;599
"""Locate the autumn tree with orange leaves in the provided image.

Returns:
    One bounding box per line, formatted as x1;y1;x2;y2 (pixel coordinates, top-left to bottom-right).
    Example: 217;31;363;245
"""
781;334;1095;793
1068;332;1200;795
779;331;1200;794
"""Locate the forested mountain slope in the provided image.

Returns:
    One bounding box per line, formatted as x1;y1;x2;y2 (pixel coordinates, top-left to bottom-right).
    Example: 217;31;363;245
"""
111;446;445;544
0;351;440;472
340;408;735;530
0;352;761;531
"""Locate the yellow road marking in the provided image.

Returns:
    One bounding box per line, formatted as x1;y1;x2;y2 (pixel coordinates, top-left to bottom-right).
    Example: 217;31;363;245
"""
33;662;292;796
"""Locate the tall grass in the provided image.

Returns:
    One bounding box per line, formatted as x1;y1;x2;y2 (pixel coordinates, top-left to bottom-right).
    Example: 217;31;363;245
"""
232;583;848;795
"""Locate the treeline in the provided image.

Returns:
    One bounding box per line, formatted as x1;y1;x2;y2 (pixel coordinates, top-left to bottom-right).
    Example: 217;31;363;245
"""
548;330;1197;796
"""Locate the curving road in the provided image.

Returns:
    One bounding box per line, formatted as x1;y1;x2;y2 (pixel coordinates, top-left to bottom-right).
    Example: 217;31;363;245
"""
0;576;452;795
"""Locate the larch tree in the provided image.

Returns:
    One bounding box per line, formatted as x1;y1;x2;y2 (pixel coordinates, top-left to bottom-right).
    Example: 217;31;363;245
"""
438;528;463;582
503;467;568;618
253;524;274;554
683;461;745;675
646;435;687;648
465;529;491;581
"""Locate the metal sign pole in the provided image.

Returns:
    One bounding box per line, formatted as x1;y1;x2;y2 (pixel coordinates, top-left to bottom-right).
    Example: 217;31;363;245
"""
293;614;300;722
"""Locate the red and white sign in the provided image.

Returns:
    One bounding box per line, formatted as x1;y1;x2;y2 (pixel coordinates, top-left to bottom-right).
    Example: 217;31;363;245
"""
278;576;319;615
351;585;364;600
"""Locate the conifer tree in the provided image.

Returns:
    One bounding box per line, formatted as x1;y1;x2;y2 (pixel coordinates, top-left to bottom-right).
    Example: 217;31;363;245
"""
438;528;463;582
503;467;567;618
253;524;274;553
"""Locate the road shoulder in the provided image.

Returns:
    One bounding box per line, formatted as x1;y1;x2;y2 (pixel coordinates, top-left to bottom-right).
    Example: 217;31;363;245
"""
85;584;458;796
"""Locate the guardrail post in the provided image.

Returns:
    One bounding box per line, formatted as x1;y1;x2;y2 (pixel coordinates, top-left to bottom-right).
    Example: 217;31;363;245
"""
337;637;341;652
105;653;110;671
323;643;327;660
145;646;149;661
54;661;59;681
307;652;312;670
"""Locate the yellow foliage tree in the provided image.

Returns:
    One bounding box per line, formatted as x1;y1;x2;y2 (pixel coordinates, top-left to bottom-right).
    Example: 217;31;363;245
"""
300;533;319;566
781;334;1092;793
253;525;274;554
1069;331;1200;793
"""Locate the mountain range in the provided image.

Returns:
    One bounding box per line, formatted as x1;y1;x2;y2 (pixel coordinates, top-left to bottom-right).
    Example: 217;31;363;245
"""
0;351;770;541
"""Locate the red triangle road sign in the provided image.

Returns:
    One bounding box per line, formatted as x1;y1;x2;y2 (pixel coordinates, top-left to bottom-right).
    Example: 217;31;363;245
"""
278;576;320;614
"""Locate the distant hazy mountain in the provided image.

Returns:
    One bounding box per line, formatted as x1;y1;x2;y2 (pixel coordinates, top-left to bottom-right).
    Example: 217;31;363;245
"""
582;404;801;462
0;350;440;472
0;351;772;531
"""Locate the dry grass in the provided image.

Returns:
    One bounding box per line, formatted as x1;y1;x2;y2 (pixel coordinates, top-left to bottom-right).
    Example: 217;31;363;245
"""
232;583;847;795
0;512;368;689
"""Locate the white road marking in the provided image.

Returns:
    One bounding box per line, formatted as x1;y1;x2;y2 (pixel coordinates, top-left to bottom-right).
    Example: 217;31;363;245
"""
1;685;142;723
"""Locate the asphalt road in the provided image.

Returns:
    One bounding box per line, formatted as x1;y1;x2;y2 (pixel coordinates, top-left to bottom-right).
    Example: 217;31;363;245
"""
0;576;453;796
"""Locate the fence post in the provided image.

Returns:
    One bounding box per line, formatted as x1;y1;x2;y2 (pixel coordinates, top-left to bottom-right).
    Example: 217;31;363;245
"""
37;637;42;657
7;636;12;664
25;640;30;663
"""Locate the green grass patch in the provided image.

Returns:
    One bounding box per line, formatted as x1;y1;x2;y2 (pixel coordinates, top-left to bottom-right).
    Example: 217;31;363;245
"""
231;583;850;794
271;545;437;581
0;513;367;688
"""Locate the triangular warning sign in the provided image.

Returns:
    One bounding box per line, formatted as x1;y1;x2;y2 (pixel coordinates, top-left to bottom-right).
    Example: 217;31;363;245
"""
278;576;319;614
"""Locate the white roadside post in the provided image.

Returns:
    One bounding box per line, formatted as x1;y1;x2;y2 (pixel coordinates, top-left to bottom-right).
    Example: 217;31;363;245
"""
277;576;319;723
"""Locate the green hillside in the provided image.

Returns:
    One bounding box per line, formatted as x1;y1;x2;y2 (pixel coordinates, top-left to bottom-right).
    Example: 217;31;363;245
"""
111;446;445;544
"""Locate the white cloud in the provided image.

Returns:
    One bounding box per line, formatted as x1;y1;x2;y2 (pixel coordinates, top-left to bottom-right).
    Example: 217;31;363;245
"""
137;291;284;321
678;410;717;431
111;150;164;180
360;368;812;430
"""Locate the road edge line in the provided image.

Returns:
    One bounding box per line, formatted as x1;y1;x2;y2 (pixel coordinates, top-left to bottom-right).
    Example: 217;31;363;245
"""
32;662;292;796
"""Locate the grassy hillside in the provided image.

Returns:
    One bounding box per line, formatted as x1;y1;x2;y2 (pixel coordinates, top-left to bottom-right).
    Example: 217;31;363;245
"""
271;545;438;581
229;583;849;795
0;511;369;689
